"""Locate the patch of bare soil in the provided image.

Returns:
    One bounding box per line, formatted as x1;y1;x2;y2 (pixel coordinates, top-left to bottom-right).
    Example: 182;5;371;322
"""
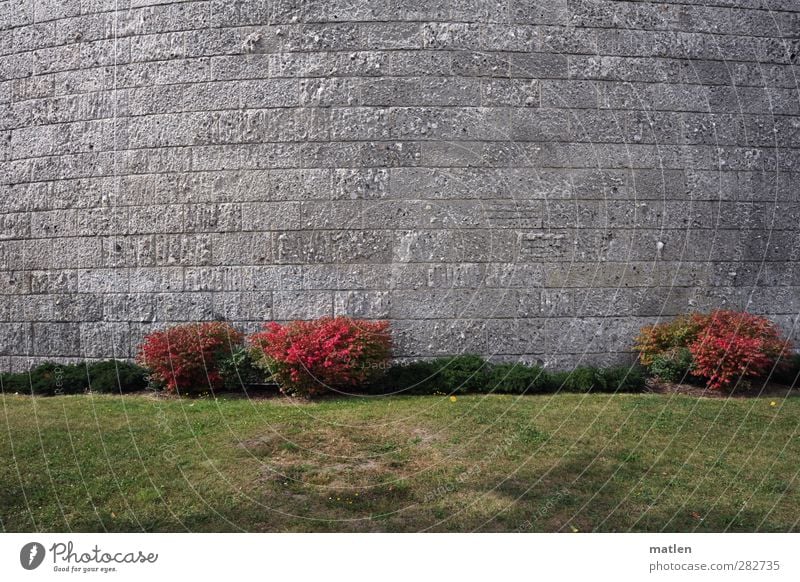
645;378;798;399
240;422;445;493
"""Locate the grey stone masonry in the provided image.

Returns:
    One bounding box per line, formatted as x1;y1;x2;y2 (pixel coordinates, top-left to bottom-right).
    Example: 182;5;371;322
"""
1;0;799;370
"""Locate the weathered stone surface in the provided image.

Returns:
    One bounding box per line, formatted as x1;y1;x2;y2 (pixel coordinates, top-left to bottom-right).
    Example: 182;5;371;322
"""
1;1;799;370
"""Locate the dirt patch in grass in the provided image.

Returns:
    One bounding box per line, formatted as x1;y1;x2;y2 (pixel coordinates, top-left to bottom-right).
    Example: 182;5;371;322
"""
241;422;446;491
232;413;565;531
234;420;453;530
645;379;798;399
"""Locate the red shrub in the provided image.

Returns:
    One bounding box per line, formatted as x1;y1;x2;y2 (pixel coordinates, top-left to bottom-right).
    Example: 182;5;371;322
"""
136;322;243;395
689;310;793;390
249;317;392;397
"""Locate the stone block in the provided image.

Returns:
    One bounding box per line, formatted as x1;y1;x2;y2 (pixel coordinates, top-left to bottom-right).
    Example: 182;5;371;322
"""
212;232;272;266
154;292;214;321
0;323;32;356
273;290;332;320
334;291;391;318
218;291;273;321
80;322;131;358
32;323;81;356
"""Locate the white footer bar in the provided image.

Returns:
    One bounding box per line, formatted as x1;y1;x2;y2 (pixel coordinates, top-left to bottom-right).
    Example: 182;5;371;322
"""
2;533;796;581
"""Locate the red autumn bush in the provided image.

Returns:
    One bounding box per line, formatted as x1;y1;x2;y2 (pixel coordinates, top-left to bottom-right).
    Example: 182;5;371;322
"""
689;310;793;390
137;322;243;395
634;310;794;390
249;317;392;397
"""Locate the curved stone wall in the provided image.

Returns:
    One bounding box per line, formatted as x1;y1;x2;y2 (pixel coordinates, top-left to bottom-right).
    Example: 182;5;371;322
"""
1;0;799;370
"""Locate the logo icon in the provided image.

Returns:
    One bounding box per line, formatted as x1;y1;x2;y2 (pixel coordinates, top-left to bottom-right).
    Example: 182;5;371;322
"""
20;542;45;570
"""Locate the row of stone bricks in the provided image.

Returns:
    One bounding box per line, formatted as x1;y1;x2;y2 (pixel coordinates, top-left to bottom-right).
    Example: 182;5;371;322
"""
4;143;800;183
6;81;800;137
0;22;622;61
0;316;652;359
117;81;799;115
4;141;800;174
3;57;798;113
2;308;798;364
2;285;799;323
3;168;796;212
0;311;793;361
1;260;797;294
7;108;800;159
12;20;783;60
2;29;797;88
3;0;799;36
1;227;798;270
4;19;798;68
1;199;798;239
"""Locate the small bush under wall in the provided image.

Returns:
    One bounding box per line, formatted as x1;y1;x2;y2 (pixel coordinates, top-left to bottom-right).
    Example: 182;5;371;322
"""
634;310;795;390
648;347;694;384
428;354;492;394
376;357;644;397
378;360;440;394
0;360;149;396
249;317;392;398
85;360;149;394
485;363;549;394
219;348;265;391
136;322;244;395
766;353;800;387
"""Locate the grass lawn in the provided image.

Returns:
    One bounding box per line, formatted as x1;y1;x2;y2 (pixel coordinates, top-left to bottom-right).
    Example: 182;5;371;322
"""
1;392;798;532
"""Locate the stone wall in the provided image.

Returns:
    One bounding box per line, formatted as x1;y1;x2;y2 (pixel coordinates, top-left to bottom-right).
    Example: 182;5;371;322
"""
1;0;799;371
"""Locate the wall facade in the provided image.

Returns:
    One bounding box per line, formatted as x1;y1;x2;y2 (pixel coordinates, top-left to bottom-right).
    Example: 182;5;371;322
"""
1;0;799;371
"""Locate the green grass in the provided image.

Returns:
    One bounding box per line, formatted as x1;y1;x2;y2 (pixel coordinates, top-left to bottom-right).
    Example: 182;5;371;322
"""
1;392;798;532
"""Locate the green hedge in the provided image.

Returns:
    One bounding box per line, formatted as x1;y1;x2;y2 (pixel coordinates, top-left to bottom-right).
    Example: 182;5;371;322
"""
375;356;646;396
767;353;800;386
0;360;149;396
2;356;649;397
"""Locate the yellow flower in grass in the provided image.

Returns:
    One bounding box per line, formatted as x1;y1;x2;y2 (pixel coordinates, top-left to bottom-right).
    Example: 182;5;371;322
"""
770;401;777;407
450;396;457;403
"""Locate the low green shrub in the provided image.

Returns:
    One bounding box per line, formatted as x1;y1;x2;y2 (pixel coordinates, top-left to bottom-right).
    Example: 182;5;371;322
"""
544;367;596;393
0;369;25;394
566;367;597;392
87;360;149;394
380;358;643;395
0;353;653;398
219;348;264;391
594;366;646;393
648;347;694;383
541;366;645;393
0;370;33;394
379;356;492;395
379;360;440;394
0;362;87;396
487;363;548;394
429;354;491;394
543;370;569;393
766;353;800;386
0;360;150;396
